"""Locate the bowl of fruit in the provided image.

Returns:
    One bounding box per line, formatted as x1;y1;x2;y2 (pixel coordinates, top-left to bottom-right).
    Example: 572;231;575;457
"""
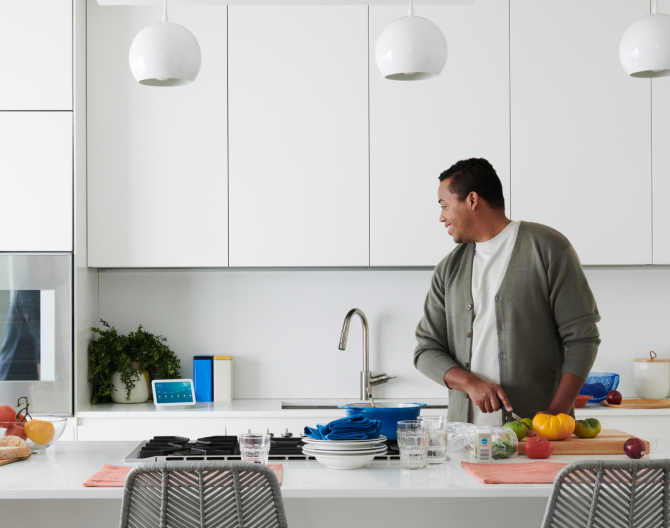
0;398;67;454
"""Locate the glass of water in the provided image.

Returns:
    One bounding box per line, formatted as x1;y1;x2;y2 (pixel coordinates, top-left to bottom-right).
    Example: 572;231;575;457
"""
238;433;272;464
397;429;428;470
419;415;449;464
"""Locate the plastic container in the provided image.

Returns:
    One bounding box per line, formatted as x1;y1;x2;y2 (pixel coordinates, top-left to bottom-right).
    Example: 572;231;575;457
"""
579;372;620;403
193;356;213;402
338;402;427;441
213;356;233;401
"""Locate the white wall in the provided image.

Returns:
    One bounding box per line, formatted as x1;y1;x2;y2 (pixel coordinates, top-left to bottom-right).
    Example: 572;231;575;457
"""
98;266;667;400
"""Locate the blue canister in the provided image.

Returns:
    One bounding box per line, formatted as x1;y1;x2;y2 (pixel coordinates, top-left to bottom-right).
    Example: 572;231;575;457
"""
193;356;213;402
338;403;427;440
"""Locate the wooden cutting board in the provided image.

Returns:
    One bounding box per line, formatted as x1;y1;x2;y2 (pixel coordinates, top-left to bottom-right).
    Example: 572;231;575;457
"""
602;399;670;409
0;455;29;467
518;429;650;455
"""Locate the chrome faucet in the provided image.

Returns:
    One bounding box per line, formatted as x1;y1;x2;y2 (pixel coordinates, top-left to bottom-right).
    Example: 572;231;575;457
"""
338;308;395;401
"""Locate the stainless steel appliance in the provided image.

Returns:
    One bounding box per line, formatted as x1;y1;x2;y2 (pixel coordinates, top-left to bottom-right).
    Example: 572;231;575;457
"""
124;435;401;465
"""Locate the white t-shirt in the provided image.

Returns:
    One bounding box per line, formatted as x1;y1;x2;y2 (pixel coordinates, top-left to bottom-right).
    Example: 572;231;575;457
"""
470;221;520;426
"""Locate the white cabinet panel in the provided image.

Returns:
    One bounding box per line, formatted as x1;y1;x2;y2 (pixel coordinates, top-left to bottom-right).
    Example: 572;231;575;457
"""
0;0;72;110
87;2;228;268
652;1;670;264
228;6;369;267
511;0;651;265
370;0;510;266
0;113;72;251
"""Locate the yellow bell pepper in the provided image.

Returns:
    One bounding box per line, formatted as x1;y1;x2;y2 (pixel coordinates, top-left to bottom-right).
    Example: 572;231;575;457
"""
532;413;575;441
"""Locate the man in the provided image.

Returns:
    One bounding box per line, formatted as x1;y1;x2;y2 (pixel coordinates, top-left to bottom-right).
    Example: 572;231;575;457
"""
414;158;600;425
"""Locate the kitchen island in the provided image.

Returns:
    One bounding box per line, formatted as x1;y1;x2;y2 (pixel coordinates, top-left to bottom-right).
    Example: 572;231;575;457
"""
2;441;667;528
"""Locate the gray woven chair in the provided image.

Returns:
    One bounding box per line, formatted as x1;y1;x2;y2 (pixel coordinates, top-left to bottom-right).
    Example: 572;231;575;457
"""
541;459;670;528
119;461;288;528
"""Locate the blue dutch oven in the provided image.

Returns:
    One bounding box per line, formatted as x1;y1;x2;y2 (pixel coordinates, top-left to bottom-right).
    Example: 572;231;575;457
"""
338;402;427;441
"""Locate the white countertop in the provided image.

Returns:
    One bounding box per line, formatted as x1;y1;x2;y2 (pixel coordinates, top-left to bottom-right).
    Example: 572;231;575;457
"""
75;399;670;418
1;441;665;500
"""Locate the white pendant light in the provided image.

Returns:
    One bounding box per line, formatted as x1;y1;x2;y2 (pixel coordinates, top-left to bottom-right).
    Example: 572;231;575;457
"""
129;0;202;87
374;0;447;81
620;0;670;78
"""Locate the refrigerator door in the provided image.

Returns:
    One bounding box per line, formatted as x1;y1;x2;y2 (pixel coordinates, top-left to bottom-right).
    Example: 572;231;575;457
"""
0;254;72;415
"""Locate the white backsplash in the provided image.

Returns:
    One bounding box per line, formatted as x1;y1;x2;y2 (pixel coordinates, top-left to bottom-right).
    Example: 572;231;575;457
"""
98;267;670;400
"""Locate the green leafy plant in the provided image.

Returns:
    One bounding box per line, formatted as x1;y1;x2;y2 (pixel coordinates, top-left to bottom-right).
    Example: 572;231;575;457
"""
88;320;181;404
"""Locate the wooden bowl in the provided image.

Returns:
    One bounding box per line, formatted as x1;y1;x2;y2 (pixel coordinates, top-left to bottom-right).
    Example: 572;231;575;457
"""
574;394;593;408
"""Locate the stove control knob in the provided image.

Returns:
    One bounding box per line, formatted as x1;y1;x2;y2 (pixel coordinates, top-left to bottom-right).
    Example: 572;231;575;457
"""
281;428;293;438
267;428;275;438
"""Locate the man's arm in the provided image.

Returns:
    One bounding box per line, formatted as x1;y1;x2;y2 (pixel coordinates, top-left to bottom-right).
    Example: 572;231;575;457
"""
413;265;459;386
546;245;600;409
445;367;513;414
541;372;584;415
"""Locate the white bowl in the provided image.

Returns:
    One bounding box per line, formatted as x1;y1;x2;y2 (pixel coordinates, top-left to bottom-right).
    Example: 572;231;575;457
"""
310;452;379;470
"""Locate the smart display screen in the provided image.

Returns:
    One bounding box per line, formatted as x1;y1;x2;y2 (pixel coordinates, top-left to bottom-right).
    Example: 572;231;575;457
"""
153;380;194;404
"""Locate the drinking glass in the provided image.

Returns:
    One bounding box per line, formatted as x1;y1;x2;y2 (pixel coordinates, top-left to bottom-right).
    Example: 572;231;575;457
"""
419;415;449;464
397;429;428;470
397;420;425;433
238;433;271;464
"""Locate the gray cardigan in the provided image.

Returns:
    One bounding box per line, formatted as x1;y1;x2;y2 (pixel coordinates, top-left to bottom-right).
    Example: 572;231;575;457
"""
414;221;600;423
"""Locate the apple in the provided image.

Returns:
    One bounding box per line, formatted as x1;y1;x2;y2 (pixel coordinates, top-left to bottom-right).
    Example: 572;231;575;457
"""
606;390;622;405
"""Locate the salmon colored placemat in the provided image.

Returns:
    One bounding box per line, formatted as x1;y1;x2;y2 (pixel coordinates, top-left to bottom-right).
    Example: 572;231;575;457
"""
461;461;567;484
83;464;283;487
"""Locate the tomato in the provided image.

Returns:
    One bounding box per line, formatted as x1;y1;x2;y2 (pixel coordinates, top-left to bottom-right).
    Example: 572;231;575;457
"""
4;425;27;441
0;405;16;427
532;413;575;441
24;420;55;445
524;435;554;459
574;418;601;438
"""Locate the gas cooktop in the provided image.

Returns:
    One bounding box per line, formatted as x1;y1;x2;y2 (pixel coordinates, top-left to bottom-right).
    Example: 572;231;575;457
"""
124;435;400;465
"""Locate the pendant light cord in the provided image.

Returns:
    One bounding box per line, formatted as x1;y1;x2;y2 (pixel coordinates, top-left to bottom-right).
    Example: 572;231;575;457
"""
653;0;658;14
408;0;414;17
162;0;168;22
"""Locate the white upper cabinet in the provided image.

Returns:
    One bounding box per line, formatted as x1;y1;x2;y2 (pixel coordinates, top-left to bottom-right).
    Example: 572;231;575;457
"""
511;0;651;265
652;1;670;264
87;3;228;268
228;6;369;267
0;113;73;251
0;0;72;110
369;0;510;267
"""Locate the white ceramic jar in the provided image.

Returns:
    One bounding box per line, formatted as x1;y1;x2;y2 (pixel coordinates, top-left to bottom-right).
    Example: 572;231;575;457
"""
110;361;150;403
634;351;670;400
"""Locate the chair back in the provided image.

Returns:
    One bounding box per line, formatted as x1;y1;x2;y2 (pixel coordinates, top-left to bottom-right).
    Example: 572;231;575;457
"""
119;461;288;528
542;459;670;528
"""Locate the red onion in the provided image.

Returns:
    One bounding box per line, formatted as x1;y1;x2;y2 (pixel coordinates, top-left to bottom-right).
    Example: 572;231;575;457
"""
606;390;622;405
624;437;647;459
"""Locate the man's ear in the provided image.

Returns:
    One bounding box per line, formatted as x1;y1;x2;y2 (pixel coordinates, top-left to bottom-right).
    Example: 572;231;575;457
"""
469;192;478;209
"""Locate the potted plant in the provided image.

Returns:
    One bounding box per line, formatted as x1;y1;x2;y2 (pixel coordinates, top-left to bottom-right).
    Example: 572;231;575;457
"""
88;320;181;404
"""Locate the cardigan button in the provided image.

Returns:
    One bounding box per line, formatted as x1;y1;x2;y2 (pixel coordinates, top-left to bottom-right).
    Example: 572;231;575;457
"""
498;324;503;331
464;362;470;369
466;304;472;310
464;393;469;399
495;295;500;302
466;332;472;338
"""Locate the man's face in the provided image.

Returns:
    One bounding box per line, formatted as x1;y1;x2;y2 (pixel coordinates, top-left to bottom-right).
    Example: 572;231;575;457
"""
438;178;475;244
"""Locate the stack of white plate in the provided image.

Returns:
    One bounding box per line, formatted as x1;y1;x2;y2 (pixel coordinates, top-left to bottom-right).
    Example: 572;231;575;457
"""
301;436;387;470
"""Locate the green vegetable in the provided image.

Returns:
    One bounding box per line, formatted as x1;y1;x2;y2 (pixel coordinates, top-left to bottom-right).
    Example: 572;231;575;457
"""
492;440;517;459
503;421;528;441
88;320;181;403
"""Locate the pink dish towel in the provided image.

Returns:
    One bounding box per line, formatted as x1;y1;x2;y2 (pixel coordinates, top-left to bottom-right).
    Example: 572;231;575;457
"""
461;461;568;484
83;464;284;487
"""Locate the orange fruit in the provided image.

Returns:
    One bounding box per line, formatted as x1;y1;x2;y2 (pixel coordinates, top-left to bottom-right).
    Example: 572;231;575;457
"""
24;420;55;445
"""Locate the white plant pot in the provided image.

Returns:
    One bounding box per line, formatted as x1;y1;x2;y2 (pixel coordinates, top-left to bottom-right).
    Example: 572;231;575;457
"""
111;362;150;404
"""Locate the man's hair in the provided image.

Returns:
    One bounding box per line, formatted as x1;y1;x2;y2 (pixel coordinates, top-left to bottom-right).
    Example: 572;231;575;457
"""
438;158;505;210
